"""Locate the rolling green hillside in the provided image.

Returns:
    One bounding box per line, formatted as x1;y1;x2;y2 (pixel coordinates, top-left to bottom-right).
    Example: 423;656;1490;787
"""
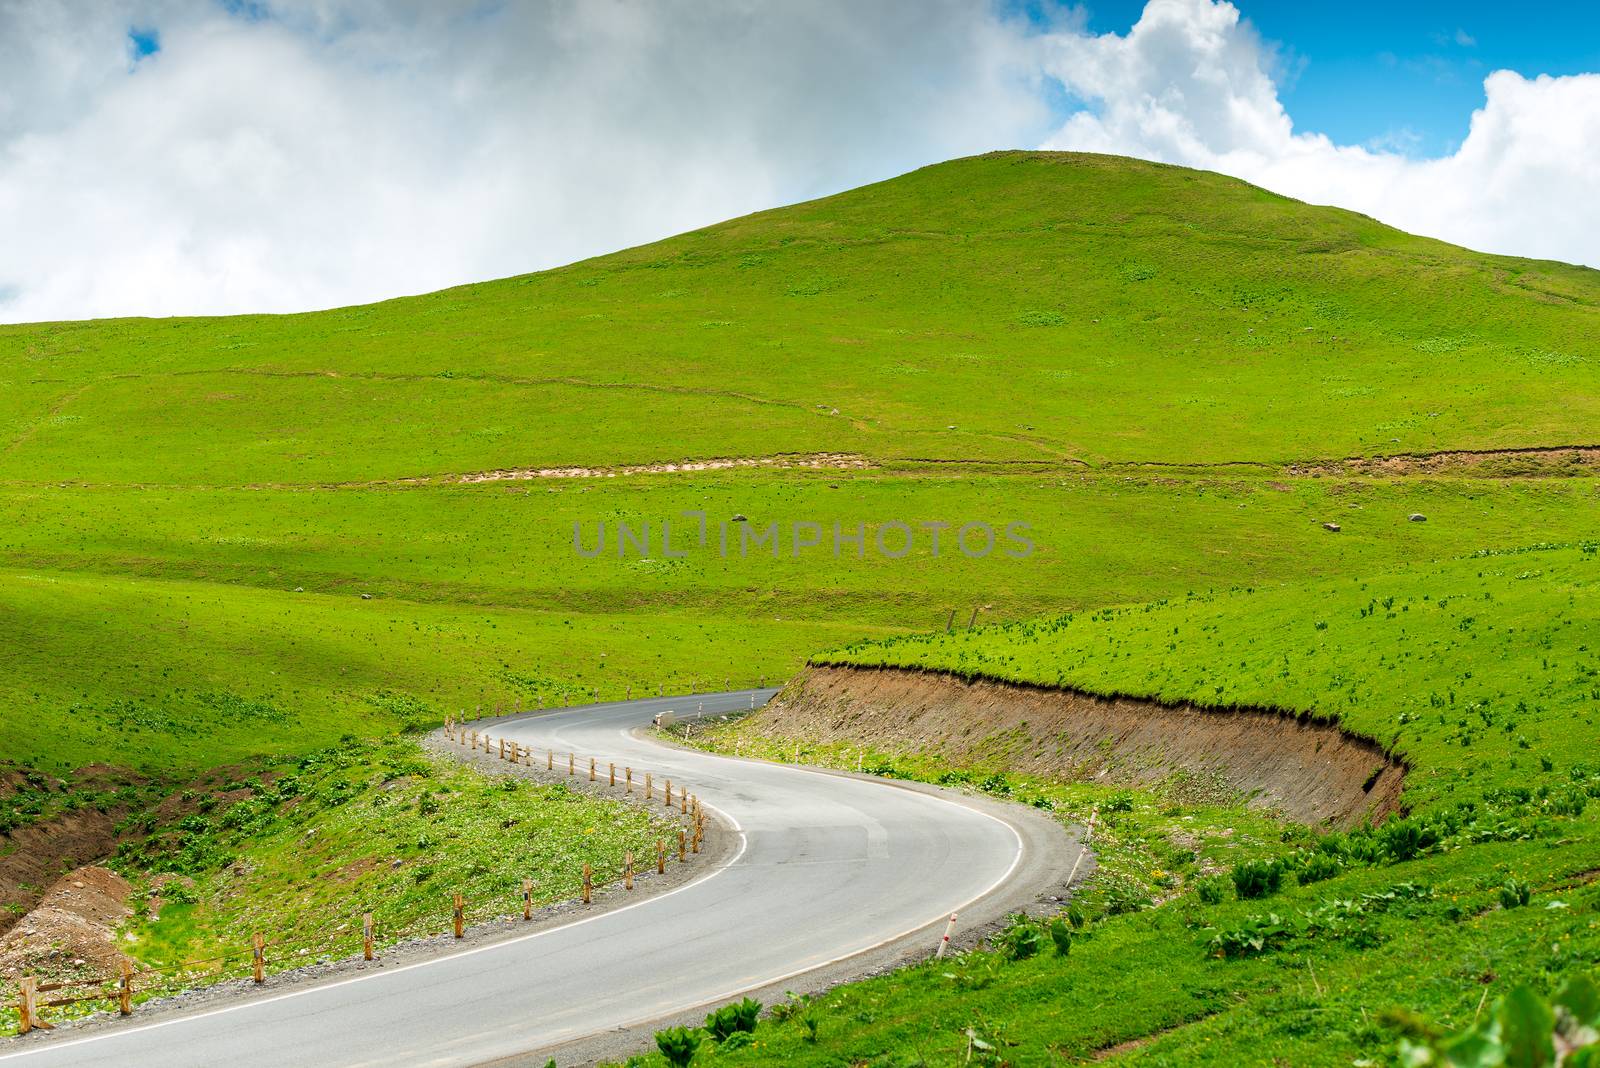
0;152;1594;782
2;152;1597;488
3;151;1599;1057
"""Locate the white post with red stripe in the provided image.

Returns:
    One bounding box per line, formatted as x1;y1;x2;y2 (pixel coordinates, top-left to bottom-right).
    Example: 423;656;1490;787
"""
935;912;958;957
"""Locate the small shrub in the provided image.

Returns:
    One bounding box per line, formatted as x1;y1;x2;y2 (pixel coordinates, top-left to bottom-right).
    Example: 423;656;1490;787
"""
1295;853;1343;885
1195;875;1230;905
654;1026;702;1066
705;997;761;1040
1231;859;1285;900
1047;917;1073;956
998;915;1044;961
1206;913;1294;959
1499;877;1531;909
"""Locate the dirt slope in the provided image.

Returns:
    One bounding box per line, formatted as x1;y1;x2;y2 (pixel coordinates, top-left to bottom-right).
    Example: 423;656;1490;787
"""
760;666;1406;827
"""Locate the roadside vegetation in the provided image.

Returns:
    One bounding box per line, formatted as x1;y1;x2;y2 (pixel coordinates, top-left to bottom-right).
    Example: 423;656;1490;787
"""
632;542;1600;1064
1;736;681;1034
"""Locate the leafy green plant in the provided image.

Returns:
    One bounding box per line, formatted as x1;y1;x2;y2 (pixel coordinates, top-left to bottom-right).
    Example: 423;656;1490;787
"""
1395;975;1600;1066
998;915;1046;961
1231;859;1285;900
705;998;761;1041
1206;913;1294;959
1047;917;1073;957
1501;877;1533;909
654;1025;702;1067
1195;874;1231;905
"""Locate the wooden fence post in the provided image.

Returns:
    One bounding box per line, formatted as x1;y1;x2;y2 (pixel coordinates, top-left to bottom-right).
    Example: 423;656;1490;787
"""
624;852;634;890
968;606;979;628
609;763;616;787
680;788;688;814
657;838;666;874
252;933;265;983
523;878;534;921
498;739;506;760
362;912;374;961
17;976;41;1033
947;607;956;631
663;779;672;806
644;772;652;800
118;958;133;1015
626;767;633;793
581;864;592;905
678;829;687;862
453;894;464;938
589;757;596;782
568;753;575;776
547;749;553;771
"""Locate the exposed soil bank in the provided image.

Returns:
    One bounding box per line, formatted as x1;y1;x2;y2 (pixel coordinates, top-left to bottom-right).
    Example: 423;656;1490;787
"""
0;866;132;987
760;666;1406;828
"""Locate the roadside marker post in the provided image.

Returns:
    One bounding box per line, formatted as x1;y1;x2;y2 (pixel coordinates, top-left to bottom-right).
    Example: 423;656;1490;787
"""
936;912;958;957
568;753;575;776
626;767;633;793
624;852;634;890
657;839;666;874
453;894;465;939
663;779;672;806
252;933;266;983
609;762;616;787
547;749;554;771
1065;807;1099;888
679;788;687;814
523;878;534;920
678;829;687;862
589;757;597;782
645;772;652;800
119;959;133;1015
362;913;374;961
581;865;592;905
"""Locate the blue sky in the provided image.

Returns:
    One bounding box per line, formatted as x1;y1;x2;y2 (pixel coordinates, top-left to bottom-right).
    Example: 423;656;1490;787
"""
1053;0;1600;156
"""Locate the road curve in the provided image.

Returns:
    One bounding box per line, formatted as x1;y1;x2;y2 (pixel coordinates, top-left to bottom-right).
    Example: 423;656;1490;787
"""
3;690;1072;1068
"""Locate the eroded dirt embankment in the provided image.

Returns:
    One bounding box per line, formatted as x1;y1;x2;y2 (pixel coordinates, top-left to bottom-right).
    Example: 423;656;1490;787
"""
762;666;1406;828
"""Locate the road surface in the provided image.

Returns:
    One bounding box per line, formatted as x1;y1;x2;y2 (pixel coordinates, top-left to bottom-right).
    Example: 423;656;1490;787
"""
3;690;1073;1067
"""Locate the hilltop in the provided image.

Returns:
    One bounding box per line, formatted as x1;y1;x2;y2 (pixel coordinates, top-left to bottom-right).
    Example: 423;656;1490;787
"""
3;151;1597;488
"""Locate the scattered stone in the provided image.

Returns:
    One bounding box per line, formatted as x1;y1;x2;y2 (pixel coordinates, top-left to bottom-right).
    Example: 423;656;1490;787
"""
360;593;373;600
1409;513;1427;522
293;587;304;592
1323;522;1342;532
730;514;748;522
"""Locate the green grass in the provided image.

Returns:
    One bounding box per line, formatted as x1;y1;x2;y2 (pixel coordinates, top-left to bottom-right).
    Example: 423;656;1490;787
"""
4;151;1600;1060
4;152;1599;486
0;736;689;1035
619;542;1600;1065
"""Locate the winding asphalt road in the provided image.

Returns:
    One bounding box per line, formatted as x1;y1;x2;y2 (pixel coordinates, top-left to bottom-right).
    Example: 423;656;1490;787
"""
3;690;1074;1067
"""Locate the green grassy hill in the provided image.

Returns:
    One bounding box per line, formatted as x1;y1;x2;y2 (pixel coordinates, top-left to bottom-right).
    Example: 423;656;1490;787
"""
3;151;1597;487
2;151;1598;1057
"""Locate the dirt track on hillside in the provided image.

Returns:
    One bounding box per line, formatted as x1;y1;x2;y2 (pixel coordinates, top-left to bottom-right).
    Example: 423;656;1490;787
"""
758;666;1406;828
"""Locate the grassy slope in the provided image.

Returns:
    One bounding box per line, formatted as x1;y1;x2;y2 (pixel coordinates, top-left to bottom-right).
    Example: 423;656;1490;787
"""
2;152;1598;487
641;545;1600;1066
2;151;1599;1056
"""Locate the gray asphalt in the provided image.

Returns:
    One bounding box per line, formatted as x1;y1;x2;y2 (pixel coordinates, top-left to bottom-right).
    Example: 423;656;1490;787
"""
3;690;1073;1068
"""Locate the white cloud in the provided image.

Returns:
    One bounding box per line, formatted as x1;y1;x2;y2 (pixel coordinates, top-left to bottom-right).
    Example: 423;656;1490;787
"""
2;0;1599;324
0;0;1051;322
1039;0;1600;269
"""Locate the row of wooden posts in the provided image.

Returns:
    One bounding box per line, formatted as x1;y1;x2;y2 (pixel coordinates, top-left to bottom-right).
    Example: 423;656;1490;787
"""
14;961;133;1035
13;721;710;1036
